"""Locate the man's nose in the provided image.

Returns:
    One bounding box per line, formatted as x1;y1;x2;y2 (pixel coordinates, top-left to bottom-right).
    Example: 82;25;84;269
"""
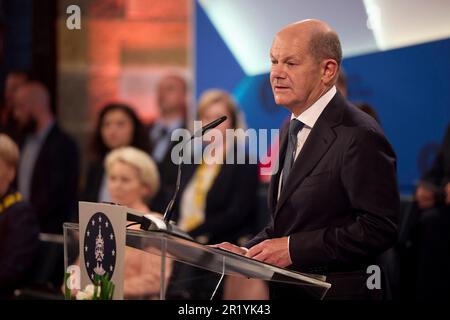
270;67;287;80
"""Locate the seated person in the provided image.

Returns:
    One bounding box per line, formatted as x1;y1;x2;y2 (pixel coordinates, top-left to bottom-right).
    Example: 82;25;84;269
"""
411;124;450;300
104;146;171;299
177;89;260;245
168;89;264;299
82;103;150;203
0;134;39;299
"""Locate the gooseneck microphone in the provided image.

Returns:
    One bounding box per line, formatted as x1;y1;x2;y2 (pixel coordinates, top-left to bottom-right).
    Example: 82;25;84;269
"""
163;115;227;222
127;116;227;241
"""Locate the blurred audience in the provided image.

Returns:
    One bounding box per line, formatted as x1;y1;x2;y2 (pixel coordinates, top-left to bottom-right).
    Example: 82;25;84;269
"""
410;123;450;300
104;146;170;299
415;124;450;210
0;134;39;299
168;89;262;300
177;89;259;245
82;103;150;203
13;81;79;234
336;70;382;124
148;74;188;213
0;71;30;143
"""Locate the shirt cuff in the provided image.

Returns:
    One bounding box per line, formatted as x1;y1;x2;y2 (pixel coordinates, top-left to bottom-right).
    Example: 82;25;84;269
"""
287;235;292;263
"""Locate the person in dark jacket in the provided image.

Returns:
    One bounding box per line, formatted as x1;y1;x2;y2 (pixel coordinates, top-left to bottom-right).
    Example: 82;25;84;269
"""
0;134;39;299
147;74;188;213
167;89;261;300
13;81;79;234
214;20;399;300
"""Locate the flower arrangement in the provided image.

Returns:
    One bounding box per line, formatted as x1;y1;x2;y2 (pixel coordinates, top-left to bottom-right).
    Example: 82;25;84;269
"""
65;273;115;300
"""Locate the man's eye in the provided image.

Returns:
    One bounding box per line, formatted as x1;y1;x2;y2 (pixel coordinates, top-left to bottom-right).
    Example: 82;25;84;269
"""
271;60;277;65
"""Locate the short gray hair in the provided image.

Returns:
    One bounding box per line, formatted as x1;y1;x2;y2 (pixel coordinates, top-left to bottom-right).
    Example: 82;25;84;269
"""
309;30;342;67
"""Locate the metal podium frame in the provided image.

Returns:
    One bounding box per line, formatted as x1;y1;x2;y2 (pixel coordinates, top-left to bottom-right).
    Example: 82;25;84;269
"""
63;222;331;300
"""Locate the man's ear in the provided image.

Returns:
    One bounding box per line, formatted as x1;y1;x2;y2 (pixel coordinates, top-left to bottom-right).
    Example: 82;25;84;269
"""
321;59;339;85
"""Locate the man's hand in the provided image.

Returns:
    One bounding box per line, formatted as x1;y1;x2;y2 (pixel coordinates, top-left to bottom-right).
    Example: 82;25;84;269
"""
210;242;248;255
445;183;450;205
246;237;292;268
416;185;436;209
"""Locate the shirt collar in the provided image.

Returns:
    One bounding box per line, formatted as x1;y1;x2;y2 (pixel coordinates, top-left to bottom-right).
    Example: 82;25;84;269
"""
158;118;184;132
291;86;336;129
26;120;55;142
35;120;55;142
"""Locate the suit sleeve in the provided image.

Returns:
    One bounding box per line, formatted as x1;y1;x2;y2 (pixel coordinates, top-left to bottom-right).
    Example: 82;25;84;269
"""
244;223;274;249
289;128;399;269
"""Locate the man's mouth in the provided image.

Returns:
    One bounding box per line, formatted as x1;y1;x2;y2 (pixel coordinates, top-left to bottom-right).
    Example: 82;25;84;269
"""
274;85;290;91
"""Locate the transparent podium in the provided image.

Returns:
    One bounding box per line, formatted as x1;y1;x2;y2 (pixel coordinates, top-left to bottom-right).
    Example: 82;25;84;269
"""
63;222;331;300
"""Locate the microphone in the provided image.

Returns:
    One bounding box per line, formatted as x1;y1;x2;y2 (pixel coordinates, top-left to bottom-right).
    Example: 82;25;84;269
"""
163;115;227;222
134;116;228;239
192;115;227;139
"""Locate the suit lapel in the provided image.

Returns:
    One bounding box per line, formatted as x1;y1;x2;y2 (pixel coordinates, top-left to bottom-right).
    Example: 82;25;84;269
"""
268;124;288;213
273;92;345;216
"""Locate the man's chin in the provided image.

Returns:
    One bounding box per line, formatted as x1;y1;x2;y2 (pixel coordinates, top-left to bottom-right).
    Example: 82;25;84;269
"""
274;97;290;107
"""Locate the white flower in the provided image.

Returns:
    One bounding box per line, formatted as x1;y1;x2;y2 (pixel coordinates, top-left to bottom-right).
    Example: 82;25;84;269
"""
75;284;101;300
76;290;89;300
85;284;98;297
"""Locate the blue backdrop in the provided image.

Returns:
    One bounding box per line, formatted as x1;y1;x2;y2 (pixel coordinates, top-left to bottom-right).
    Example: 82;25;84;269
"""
195;2;450;195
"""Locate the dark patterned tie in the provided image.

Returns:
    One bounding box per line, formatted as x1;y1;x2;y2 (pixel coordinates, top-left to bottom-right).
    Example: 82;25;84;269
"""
281;119;304;190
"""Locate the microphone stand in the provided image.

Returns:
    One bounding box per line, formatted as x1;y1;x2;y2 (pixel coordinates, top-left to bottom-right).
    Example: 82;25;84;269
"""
128;116;228;242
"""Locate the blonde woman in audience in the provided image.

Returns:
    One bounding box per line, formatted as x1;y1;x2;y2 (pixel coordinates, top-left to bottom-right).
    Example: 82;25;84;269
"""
104;146;171;299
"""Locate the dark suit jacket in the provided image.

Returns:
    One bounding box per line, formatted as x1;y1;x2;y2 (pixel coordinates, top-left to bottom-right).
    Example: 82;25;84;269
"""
81;159;104;202
421;124;450;192
0;189;39;298
246;92;399;299
173;157;260;245
148;122;186;213
26;124;80;234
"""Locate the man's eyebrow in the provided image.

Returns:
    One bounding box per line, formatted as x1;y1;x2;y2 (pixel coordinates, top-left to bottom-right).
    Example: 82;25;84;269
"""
283;55;299;61
270;54;299;61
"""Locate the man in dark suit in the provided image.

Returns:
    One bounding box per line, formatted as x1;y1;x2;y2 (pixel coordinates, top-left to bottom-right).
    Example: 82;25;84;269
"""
13;81;79;234
148;74;188;213
216;19;399;299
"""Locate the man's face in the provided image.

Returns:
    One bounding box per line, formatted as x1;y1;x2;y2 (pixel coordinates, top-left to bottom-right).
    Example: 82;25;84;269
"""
157;77;186;115
13;88;36;133
269;32;322;113
5;73;27;109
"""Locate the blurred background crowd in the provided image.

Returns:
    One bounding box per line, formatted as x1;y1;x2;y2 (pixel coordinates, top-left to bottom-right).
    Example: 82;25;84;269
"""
0;0;449;300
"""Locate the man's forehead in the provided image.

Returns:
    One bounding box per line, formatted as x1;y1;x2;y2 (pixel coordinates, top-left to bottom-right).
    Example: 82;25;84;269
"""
270;36;308;56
